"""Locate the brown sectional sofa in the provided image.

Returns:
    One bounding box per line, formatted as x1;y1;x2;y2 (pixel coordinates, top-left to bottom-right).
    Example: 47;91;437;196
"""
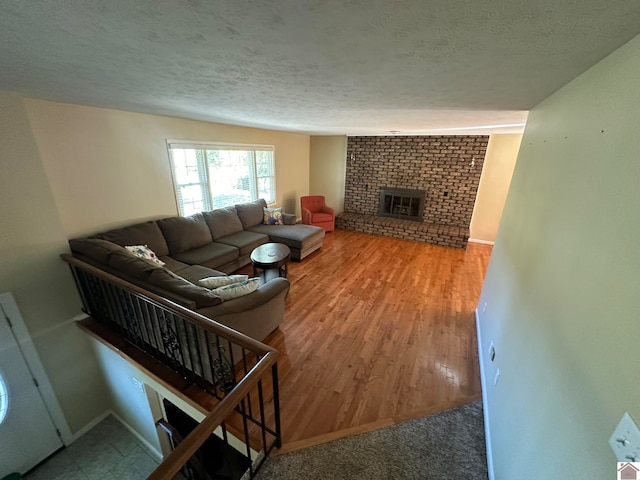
67;199;325;343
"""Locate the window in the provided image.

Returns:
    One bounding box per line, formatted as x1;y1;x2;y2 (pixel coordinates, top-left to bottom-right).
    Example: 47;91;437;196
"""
0;371;8;425
167;141;276;216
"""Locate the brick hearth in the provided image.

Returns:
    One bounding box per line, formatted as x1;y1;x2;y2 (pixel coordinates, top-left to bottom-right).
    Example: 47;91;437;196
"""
336;213;469;248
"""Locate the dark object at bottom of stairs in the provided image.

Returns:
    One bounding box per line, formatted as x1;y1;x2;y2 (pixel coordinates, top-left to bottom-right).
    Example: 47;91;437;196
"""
163;399;250;480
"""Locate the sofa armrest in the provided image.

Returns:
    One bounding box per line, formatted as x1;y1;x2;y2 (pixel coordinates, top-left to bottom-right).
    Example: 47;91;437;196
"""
321;205;335;217
197;277;290;317
301;207;312;224
283;213;297;225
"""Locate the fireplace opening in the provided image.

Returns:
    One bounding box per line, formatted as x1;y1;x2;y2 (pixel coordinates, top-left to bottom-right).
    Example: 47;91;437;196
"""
378;187;426;222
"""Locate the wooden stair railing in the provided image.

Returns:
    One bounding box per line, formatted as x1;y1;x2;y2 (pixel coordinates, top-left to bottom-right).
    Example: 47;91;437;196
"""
149;351;277;479
157;419;211;479
61;254;282;479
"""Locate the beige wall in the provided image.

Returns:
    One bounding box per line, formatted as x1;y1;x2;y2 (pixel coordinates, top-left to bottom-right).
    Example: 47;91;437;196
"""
470;134;522;243
309;135;347;214
23;99;310;237
0;92;111;433
478;34;640;478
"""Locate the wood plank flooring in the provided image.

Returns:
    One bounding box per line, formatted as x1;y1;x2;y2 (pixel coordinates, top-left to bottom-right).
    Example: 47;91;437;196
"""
236;229;492;449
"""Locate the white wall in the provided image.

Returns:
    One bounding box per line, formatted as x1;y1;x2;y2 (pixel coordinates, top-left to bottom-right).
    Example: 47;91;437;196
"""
91;341;162;455
309;136;347;214
477;34;640;478
470;134;522;243
0;92;111;433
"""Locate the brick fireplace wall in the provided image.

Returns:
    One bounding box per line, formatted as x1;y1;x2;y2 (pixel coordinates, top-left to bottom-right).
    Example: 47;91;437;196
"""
340;135;489;247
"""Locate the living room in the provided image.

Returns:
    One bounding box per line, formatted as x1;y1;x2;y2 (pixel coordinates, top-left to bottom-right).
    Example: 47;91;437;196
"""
3;91;511;478
1;2;639;479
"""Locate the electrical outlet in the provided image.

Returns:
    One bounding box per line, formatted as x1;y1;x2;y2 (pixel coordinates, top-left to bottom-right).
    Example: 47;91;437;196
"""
609;412;640;462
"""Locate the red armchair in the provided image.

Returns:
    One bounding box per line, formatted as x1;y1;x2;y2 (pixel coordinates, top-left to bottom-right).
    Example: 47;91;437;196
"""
301;196;335;232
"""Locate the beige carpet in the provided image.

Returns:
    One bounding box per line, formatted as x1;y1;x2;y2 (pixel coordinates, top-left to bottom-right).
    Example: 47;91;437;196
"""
254;401;488;480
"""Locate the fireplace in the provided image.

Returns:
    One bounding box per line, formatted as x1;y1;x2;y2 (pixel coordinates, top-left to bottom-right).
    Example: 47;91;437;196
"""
377;187;426;222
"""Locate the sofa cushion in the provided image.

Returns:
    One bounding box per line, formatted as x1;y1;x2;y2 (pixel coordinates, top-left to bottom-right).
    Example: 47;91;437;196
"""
203;207;244;240
147;269;222;308
215;231;269;256
311;212;334;223
172;242;239;269
235;199;267;229
69;238;128;265
94;221;169;257
211;278;260;300
158;256;189;273
198;275;248;288
176;265;227;285
156;213;212;255
247;224;325;250
108;249;164;279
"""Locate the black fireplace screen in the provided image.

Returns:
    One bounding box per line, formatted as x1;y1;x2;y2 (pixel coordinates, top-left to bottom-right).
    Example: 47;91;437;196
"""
378;187;426;222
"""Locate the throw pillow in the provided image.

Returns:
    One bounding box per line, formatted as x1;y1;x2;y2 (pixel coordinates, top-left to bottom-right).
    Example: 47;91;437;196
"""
263;207;284;225
124;245;166;266
211;277;260;301
198;275;249;289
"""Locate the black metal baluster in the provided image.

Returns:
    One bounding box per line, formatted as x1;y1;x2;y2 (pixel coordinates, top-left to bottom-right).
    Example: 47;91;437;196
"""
272;362;282;449
239;398;253;477
123;290;143;347
174;316;191;381
132;296;150;347
257;379;268;456
68;265;89;315
157;310;183;374
226;338;236;386
149;306;167;360
107;283;128;335
220;420;228;445
203;332;220;399
185;321;202;390
212;333;234;395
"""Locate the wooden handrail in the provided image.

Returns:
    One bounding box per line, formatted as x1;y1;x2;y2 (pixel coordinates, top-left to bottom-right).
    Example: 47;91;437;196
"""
148;350;278;480
61;253;277;356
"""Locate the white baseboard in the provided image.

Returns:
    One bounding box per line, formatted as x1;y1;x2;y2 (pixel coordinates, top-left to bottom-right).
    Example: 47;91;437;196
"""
71;410;112;442
71;409;163;462
110;411;164;461
469;238;495;245
475;309;495;480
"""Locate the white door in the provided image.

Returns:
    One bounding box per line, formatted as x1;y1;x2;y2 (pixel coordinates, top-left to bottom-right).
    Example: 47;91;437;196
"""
0;298;64;475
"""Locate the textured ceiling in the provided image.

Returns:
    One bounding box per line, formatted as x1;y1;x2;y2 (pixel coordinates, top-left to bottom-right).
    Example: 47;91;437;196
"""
1;1;639;135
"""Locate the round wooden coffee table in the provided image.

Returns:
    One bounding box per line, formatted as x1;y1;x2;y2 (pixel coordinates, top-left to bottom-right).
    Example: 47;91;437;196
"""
250;243;291;281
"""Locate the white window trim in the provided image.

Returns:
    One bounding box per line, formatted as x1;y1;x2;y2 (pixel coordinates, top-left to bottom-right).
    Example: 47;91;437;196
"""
166;139;277;216
0;369;8;425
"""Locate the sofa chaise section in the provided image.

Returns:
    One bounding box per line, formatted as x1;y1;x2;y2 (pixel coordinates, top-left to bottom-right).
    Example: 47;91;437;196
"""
235;199;325;261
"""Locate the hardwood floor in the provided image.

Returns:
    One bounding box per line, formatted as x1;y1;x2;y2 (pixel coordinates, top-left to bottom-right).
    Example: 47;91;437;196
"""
237;229;492;450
